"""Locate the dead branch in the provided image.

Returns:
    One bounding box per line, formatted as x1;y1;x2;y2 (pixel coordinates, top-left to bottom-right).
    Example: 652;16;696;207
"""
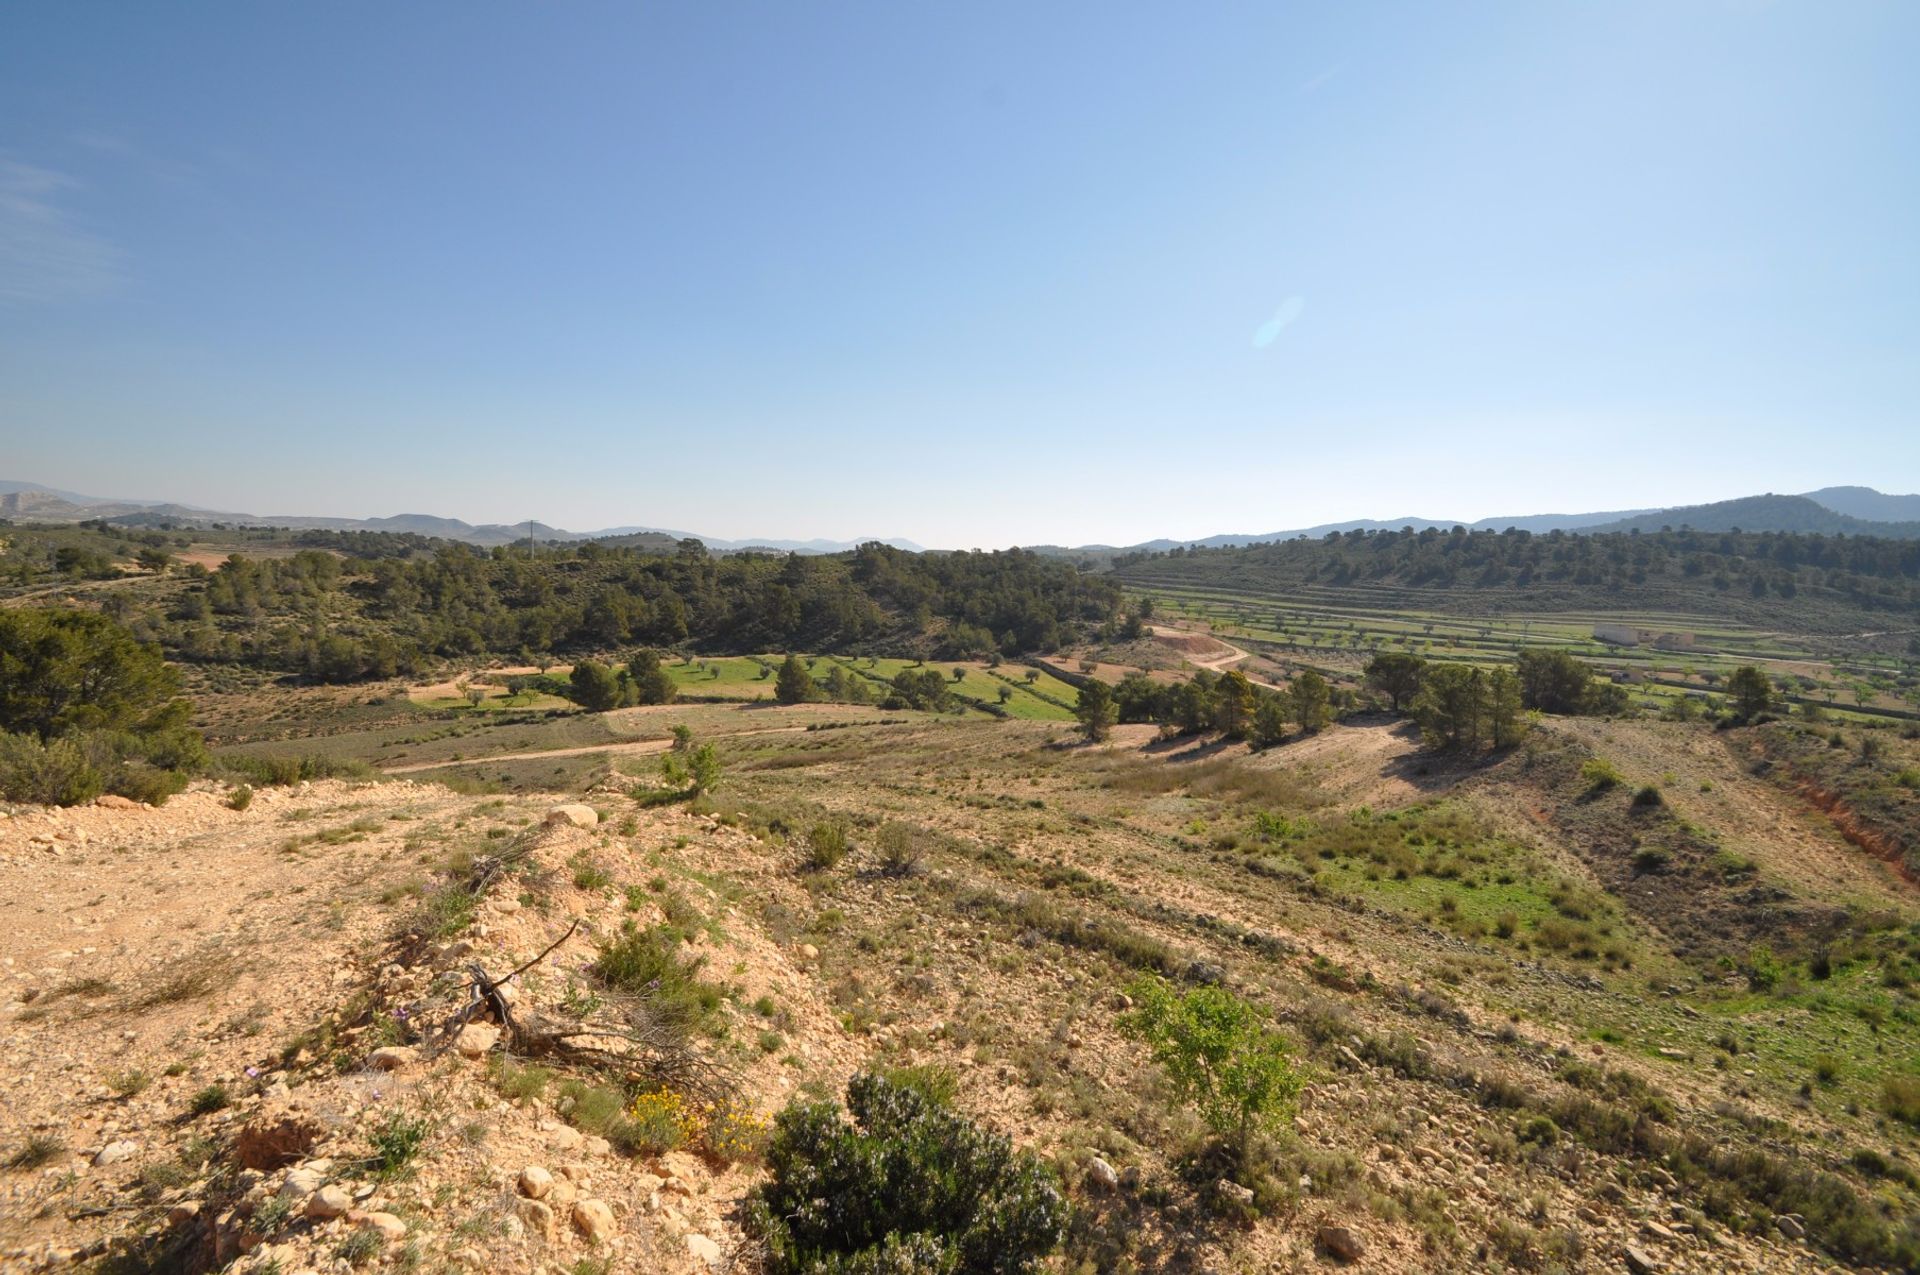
433;920;733;1100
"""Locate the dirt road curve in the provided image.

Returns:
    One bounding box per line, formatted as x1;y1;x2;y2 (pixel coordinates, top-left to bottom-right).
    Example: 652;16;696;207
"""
1148;625;1283;690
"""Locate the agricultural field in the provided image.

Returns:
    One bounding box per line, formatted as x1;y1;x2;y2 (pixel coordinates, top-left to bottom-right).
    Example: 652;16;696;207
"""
1117;584;1920;725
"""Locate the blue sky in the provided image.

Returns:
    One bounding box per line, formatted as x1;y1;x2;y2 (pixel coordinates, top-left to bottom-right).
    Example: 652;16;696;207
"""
2;2;1915;548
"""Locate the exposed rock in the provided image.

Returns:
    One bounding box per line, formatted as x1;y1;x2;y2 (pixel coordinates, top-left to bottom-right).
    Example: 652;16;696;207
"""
661;1150;705;1182
1776;1214;1805;1239
93;1140;140;1167
1624;1245;1660;1275
687;1233;724;1266
572;1198;616;1242
517;1166;553;1199
353;1211;408;1241
305;1186;352;1219
1215;1178;1254;1207
92;795;142;810
545;804;599;829
798;943;820;961
1316;1222;1365;1262
278;1166;323;1199
366;1045;419;1071
581;1134;612;1158
515;1197;558;1241
455;1022;500;1059
549;1125;584;1152
1086;1157;1119;1192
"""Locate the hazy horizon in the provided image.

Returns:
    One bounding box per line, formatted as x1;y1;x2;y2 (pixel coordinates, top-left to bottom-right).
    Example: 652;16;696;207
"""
4;3;1917;546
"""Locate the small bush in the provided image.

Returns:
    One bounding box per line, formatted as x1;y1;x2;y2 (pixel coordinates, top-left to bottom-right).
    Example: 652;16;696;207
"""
251;1192;294;1235
106;1068;152;1099
413;882;478;939
1883;1074;1920;1128
1632;846;1670;873
370;1109;432;1179
0;732;106;805
492;1059;552;1102
570;855;613;891
336;1228;383;1266
745;1071;1065;1273
802;821;849;871
226;784;254;811
1119;974;1306;1164
189;1084;231;1115
1630;784;1663;808
1580;758;1623;793
876;821;924;877
221;753;374;786
592;921;724;1034
625;1090;695;1154
6;1135;66;1169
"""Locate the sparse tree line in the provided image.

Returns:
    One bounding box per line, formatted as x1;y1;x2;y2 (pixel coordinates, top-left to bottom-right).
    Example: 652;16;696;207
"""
1074;666;1338;746
1069;646;1791;753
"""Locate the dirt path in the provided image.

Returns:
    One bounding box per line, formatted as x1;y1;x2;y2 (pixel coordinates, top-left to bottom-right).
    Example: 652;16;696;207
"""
379;720;887;774
0;574;153;608
1148;624;1284;690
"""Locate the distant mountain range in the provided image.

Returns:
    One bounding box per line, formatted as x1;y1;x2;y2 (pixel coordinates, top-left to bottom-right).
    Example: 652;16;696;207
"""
0;481;924;554
5;478;1918;554
1033;487;1920;554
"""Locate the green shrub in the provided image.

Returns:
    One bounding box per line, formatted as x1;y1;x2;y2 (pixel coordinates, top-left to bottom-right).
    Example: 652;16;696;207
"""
591;921;724;1034
370;1109;432;1179
1119;974;1306;1164
803;821;849;871
1630;784;1663;808
106;1068;152;1098
745;1071;1065;1274
226;784;254;811
219;753;374;786
189;1084;230;1115
1883;1075;1920;1128
0;732;107;805
1580;758;1623;793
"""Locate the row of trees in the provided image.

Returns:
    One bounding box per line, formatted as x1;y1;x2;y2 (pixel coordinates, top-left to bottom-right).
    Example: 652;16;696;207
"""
1070;647;1797;755
565;650;681;711
1075;667;1334;746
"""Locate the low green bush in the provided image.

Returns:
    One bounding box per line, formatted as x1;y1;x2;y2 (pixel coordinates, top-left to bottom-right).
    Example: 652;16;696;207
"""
803;821;849;871
592;921;724;1035
745;1071;1065;1274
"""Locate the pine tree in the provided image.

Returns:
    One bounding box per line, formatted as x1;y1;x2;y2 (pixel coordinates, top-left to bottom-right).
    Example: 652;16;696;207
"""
1213;671;1255;738
1290;670;1330;733
1075;679;1117;742
775;654;815;705
1251;693;1291;749
627;650;678;705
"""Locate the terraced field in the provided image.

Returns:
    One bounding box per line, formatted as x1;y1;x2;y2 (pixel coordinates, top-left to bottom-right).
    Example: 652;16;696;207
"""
1120;584;1920;723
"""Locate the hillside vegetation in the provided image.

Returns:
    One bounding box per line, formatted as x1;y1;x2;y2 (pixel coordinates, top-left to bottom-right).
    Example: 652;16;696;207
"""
0;523;1120;683
1115;525;1920;633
